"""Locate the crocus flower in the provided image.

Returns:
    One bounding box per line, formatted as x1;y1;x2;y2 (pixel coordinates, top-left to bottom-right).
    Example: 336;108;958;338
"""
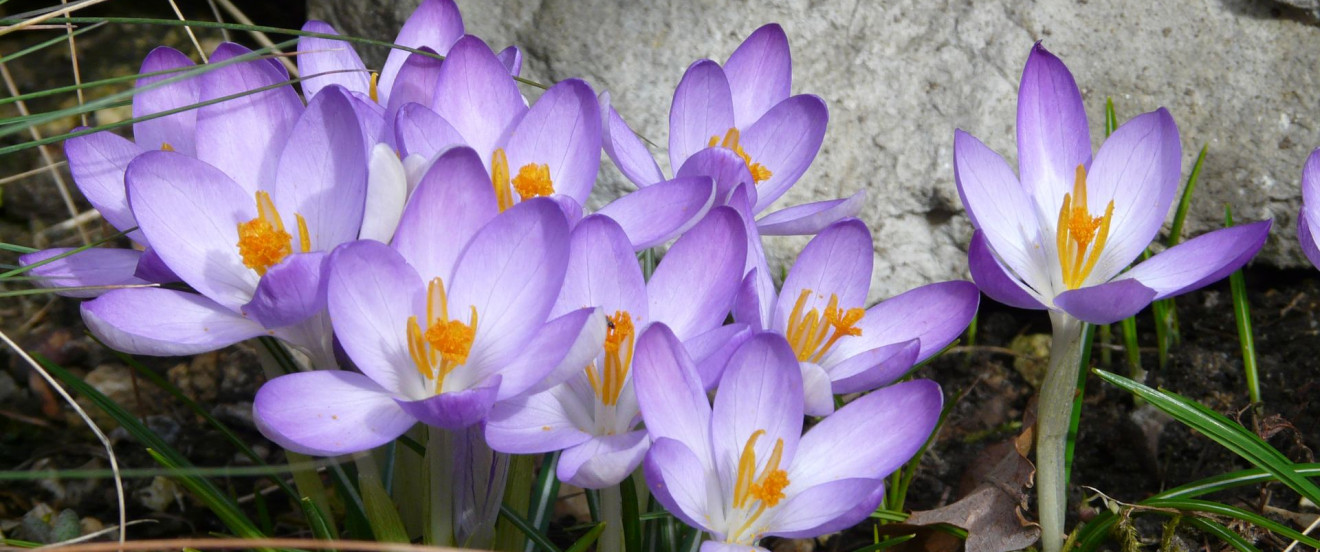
253;152;603;456
956;44;1270;325
636;329;942;552
738;217;978;415
1297;149;1320;269
485;209;748;488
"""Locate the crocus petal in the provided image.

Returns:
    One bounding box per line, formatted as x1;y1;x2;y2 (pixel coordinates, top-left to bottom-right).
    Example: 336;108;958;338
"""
396;375;501;430
728;184;775;330
327;240;427;399
668;60;735;174
742;94;828;213
723;23;791;129
829;280;979;364
555;215;647;318
134;247;180;283
601;92;663;186
296;21;370;100
134;46;200;156
1303;148;1320;208
595;177;716;251
953;129;1044;289
773;218;872;333
1300;211;1320;270
243;252;326;328
675;146;754;205
125;151;258;310
756;191;866;236
634;323;712;461
699;543;760;552
1053;278;1157;325
394;102;466;159
196;42;303;194
82;288;266;356
683;323;752;390
65;131;146;238
647;207;747;340
480;308;605;399
790;379;942;489
485;389;593;454
391;146;497;280
432;36;527;166
645;437;715;533
254;370;415;456
20;248;147;298
377;0;465;106
346;91;388;147
1016;42;1091;210
800;361;835;417
559;431;651;489
827;339;921;395
360;144;408;243
1085;108;1182;282
505;79;601;206
497;45;522;76
968;230;1047;310
1118;221;1271;300
711;334;804;483
384;50;444;125
768;478;885;538
274;86;367;250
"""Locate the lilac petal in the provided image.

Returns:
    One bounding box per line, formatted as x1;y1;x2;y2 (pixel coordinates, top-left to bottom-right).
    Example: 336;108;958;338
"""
723;23;791;129
769;478;885;538
134;247;180;283
634;323;712;460
82;288;265;356
391;146;497;280
433;36;527;166
558;430;651;489
827;339;921;395
683;323;752;390
756;191;866;236
668;60;735;174
384;50;444;125
65;131;146;238
711;333;804;483
1016;42;1091;211
497;46;522;76
485;308;606;400
449;198;569;368
778;482;887;540
196;42;303;194
296;21;370;100
274;87;367;250
327;240;427;399
505;79;601;206
675;146;754;206
1119;221;1271;300
134;47;200;156
800;361;835;417
968;230;1046;310
791;379;942;489
396;375;501;430
346;91;388;147
377;0;465;106
20;248;147;298
243;252;326;328
1303;148;1320;208
1300;211;1320;270
594;177;716;251
555;195;584;227
555;215;647;319
644;437;714;533
254;370;415;456
1086;108;1182;282
953;129;1042;286
829;281;979;364
741;94;828;213
773;218;873;333
700;543;759;552
1053;278;1157;325
360;144;408;243
485;390;593;454
600;92;663;186
394;102;466;159
125;151;258;310
273;311;337;370
647;207;747;340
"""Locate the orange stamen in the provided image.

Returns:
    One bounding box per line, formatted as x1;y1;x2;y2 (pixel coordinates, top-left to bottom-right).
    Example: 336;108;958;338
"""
784;289;865;363
708;127;772;185
236;191;293;275
512;163;554;200
1055;165;1116;289
729;429;790;543
407;277;479;394
491;148;515;212
585;311;635;406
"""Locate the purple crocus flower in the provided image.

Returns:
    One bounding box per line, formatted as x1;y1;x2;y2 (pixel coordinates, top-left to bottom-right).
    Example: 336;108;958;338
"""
636;329;942;551
485;209;748;488
1298;149;1320;269
734;218;978;415
253;196;603;456
957;44;1270;325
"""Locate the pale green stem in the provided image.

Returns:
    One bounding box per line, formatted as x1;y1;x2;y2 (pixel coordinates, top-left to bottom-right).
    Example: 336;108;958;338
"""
425;426;455;546
452;424;509;549
1037;311;1087;552
599;484;625;552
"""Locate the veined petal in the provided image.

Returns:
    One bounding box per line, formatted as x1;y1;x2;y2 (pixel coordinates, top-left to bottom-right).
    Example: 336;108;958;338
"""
377;0;465;106
497;45;522;76
827;339;921;395
953;129;1042;289
669;60;735;174
65;130;146;239
594;176;714;252
711;334;804;487
468;307;605;400
827;280;979;364
391;146;497;281
296;21;370;100
82;288;265;356
968;230;1047;310
432;36;526;167
554;215;647;319
20;247;147;298
601;92;663;186
384;50;444;127
395;375;501;430
254;370;415;456
1053;278;1157;324
645;437;716;534
675;147;754;206
273;86;367;250
755;191;866;236
800;361;835;417
683;323;752;391
505;79;602;206
1017;42;1091;210
723;23;791;129
485;389;592;454
772;218;872;333
634;323;712;461
1117;221;1270;300
647;207;747;340
741;94;828;213
767;478;885;538
558;431;651;489
243;252;327;328
1302;148;1320;208
699;543;760;552
360;143;408;243
1300;209;1320;270
134;247;180;283
134;46;200;156
394;102;466;160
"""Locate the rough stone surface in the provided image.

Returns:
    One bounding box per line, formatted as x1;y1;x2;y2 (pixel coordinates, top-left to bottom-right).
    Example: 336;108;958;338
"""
308;0;1320;300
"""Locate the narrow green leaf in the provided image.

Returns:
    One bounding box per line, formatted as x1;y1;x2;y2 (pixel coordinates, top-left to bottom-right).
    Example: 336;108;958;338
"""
1168;144;1209;247
868;510;910;523
854;533;917;551
1225;205;1261;405
565;523;607;552
327;462;373;540
0;62;200;107
0;21;106;65
359;468;409;543
1119;315;1141;377
499;504;564;552
523;452;562;552
1144;498;1320;548
1104;97;1118;137
0;242;37;254
146;449;265;541
621;474;643;552
0;229;135;280
300;497;338;546
1184;517;1260;552
0;538;42;548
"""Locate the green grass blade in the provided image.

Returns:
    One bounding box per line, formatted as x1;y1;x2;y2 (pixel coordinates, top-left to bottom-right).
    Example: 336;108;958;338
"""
1168;144;1209;247
1119;315;1141;377
0;21;106;65
1224;205;1261;405
1144;498;1320;547
523;452;562;552
1184;517;1260;552
359;465;408;543
300;497;339;547
0;62;200;108
500;504;564;552
0;228;135;280
565;523;606;552
326;462;372;540
0;242;38;254
147;449;266;541
1104;97;1117;137
621;474;643;552
854;534;917;551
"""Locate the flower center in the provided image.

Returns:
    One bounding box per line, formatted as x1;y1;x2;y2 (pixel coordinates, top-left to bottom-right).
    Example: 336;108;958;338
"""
584;310;635;407
728;429;789;544
1056;164;1115;290
491;148;554;212
407;277;479;394
236;190;310;276
708;127;772;185
785;289;864;363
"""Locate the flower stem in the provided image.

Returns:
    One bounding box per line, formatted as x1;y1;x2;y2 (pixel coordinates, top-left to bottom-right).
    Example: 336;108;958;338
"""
1037;312;1087;552
600;484;625;552
425;426;455;546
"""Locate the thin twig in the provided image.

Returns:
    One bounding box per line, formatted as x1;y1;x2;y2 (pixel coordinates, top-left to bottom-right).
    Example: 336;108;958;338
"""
164;0;208;62
35;520;156;550
1283;514;1320;552
210;0;297;75
203;0;231;42
0;328;126;544
60;0;88;127
41;208;103;236
0;160;67;186
0;0;111;37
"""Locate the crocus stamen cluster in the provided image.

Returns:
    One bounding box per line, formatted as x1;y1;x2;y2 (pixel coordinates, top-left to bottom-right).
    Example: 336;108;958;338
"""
407;277;479;392
586;310;636;408
236;190;308;275
512;162;554;200
785;289;864;363
491;148;515;211
729;428;789;542
368;72;380;103
1055;165;1114;289
708;127;772;184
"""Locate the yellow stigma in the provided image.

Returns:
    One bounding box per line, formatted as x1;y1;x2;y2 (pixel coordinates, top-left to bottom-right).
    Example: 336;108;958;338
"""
784;289;864;363
708;127;772;185
491;148;515;212
585;311;635;407
236;191;310;275
728;430;789;543
369;71;380;103
512;163;554;201
1055;164;1115;290
407;277;479;394
161;142;174;152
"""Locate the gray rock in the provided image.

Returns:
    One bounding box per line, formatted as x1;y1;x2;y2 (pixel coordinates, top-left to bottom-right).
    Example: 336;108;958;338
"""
308;0;1320;300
